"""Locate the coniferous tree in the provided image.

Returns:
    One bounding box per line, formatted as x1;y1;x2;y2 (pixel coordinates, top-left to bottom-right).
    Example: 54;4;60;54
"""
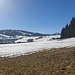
61;27;66;38
65;24;69;38
70;17;75;36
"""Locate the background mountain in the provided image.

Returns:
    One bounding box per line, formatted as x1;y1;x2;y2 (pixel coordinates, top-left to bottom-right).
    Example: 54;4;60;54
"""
0;30;60;37
0;30;48;37
0;29;60;44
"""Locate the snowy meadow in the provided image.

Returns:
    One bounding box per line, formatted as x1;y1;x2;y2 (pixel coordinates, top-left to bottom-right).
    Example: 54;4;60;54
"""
0;35;75;57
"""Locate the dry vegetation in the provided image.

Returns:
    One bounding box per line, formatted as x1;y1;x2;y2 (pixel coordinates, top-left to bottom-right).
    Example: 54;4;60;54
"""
0;47;75;75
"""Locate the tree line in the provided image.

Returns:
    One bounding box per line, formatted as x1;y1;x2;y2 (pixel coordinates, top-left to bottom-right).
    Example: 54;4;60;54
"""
61;17;75;39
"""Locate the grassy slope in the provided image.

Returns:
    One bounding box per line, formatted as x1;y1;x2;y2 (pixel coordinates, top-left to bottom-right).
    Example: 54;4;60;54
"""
0;47;75;75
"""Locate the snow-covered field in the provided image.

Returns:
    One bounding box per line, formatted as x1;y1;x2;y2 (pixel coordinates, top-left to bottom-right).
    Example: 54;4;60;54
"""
0;35;75;57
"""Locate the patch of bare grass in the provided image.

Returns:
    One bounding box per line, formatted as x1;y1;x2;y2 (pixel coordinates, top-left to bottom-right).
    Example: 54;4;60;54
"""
0;47;75;75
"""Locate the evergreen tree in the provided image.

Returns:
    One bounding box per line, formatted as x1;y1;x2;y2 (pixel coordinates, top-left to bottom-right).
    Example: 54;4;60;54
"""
61;27;66;38
65;24;69;38
70;17;75;36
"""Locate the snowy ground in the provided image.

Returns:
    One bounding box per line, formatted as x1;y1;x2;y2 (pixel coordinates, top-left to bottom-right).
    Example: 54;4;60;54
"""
0;35;75;57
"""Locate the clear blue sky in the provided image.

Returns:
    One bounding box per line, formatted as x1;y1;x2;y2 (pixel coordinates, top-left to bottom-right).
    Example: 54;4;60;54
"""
0;0;75;34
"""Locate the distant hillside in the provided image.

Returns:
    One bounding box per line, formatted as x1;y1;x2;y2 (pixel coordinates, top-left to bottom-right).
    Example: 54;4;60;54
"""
0;30;60;37
0;34;9;39
0;30;46;37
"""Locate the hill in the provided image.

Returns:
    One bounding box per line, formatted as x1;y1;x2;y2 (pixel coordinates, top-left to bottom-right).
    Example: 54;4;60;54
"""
0;29;60;44
0;30;47;37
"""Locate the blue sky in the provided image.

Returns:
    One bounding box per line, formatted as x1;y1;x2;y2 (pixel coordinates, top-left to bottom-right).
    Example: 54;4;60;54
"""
0;0;75;34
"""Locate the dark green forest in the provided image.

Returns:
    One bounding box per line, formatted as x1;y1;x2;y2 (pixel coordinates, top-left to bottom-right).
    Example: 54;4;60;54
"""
61;17;75;39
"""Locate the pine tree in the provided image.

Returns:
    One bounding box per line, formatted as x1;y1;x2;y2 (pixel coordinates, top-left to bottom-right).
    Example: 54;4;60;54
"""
65;24;69;38
61;27;66;38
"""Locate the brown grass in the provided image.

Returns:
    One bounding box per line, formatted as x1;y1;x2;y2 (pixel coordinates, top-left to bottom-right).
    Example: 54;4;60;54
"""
0;47;75;75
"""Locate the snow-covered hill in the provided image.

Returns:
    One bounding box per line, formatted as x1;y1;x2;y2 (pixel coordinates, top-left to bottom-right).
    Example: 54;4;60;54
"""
0;29;60;44
0;34;10;39
0;35;75;57
15;35;60;43
0;30;46;36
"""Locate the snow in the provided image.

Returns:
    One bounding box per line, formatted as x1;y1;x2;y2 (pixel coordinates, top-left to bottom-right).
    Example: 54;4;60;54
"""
0;34;10;39
15;36;39;43
15;35;60;43
0;35;75;57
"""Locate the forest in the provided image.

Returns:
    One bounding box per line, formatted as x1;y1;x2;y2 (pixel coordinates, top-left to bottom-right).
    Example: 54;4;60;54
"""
61;17;75;38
